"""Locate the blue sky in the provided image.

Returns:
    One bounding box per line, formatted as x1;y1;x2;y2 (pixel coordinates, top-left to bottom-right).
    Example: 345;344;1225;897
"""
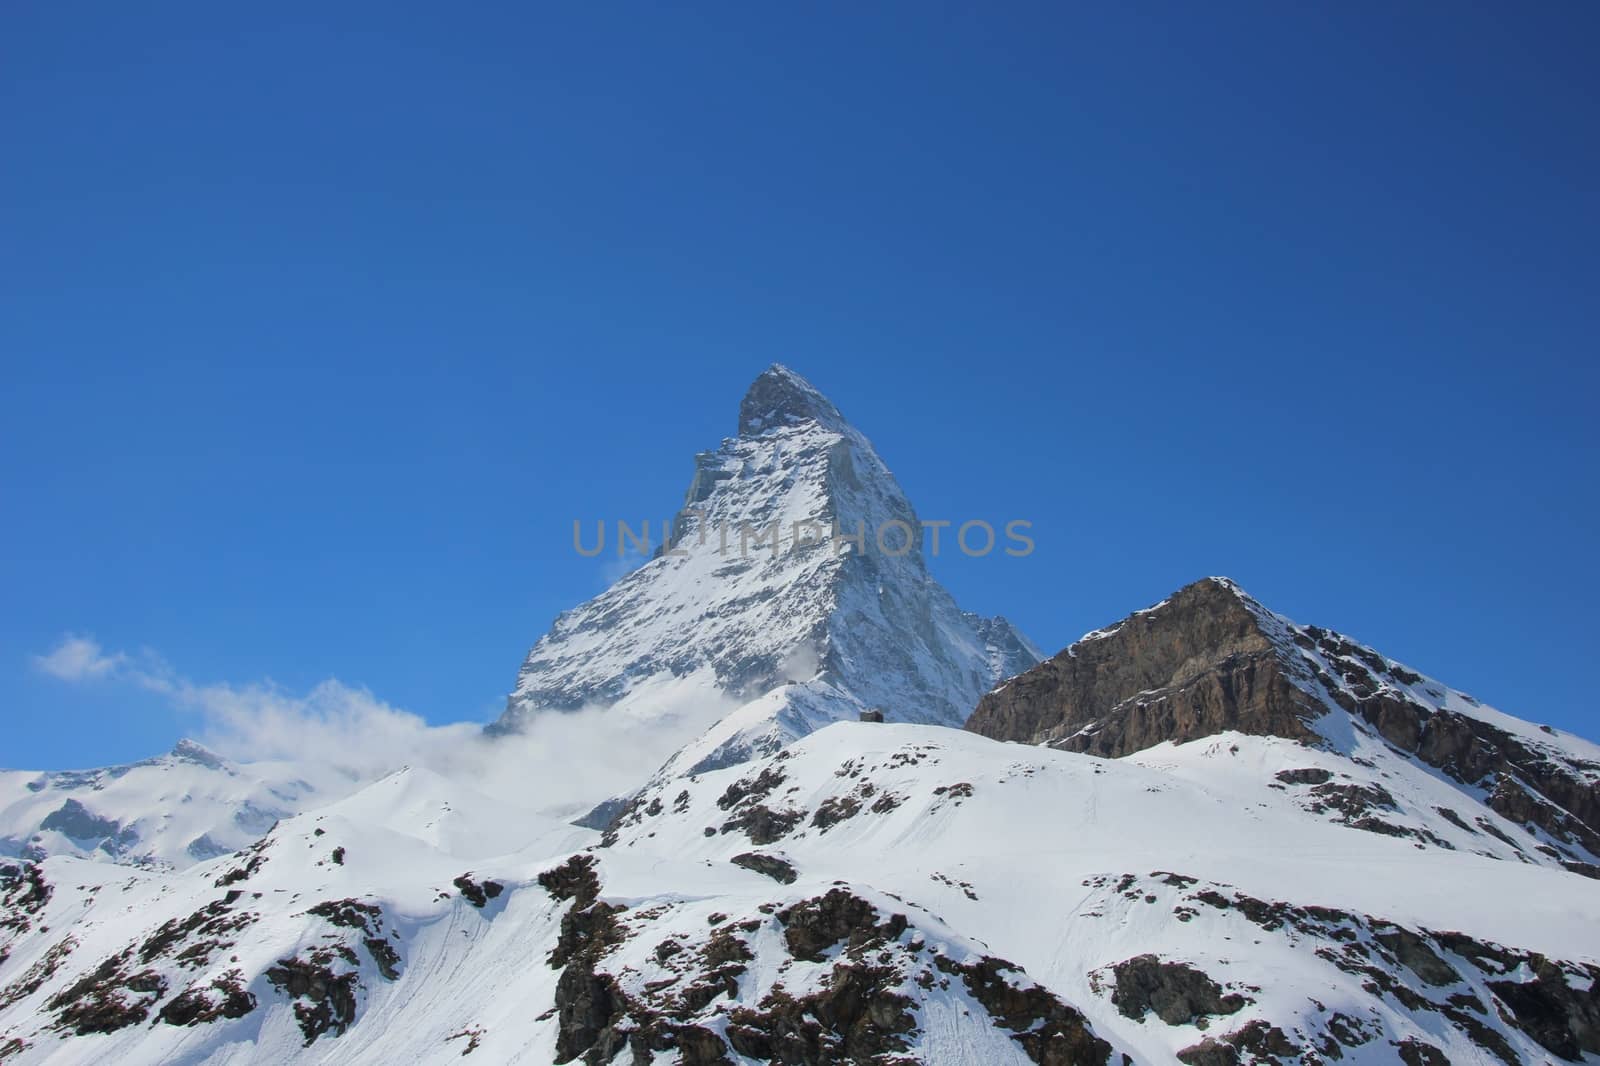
3;3;1597;769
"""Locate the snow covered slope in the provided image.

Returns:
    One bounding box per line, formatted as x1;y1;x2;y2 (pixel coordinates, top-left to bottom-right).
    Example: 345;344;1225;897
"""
5;723;1597;1064
493;364;1040;774
0;741;358;871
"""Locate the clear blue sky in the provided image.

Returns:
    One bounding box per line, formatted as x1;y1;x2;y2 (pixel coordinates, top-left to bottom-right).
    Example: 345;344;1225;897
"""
3;3;1597;769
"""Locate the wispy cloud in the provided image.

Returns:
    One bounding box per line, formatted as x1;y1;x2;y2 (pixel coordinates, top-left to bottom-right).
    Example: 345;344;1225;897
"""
32;635;127;682
30;633;731;818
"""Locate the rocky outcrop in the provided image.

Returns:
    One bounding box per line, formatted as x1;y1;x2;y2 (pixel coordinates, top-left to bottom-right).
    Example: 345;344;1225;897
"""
534;856;1117;1066
967;577;1600;868
1108;954;1248;1026
729;853;797;884
967;578;1319;755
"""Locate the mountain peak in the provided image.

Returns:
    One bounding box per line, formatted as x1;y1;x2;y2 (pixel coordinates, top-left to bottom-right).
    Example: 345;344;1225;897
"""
968;577;1600;877
169;738;226;770
737;364;847;437
495;363;1040;773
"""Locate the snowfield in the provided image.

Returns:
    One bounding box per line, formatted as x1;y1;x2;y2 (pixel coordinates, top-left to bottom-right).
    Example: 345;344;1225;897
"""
3;723;1598;1064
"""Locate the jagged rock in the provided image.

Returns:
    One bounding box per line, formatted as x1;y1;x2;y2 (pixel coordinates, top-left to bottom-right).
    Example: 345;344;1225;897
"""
968;579;1318;755
45;949;166;1035
452;874;505;909
38;800;120;842
1178;1021;1297;1065
1108;954;1249;1025
729;852;797;884
157;971;256;1026
265;956;359;1046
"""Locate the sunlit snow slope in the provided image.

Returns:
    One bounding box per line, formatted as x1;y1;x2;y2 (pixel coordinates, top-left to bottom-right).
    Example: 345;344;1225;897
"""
494;364;1040;775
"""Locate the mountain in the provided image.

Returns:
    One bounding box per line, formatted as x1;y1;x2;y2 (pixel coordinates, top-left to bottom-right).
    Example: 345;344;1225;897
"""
0;741;357;871
5;578;1599;1064
6;367;1600;1064
4;717;1598;1064
492;364;1041;776
968;577;1600;879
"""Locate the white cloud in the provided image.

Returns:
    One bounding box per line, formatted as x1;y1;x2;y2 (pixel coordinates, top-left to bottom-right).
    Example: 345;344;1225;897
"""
30;635;734;819
32;635;127;682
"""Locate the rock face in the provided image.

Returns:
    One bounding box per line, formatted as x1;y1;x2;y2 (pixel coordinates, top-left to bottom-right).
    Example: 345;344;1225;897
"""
968;578;1317;755
968;576;1600;874
494;364;1040;774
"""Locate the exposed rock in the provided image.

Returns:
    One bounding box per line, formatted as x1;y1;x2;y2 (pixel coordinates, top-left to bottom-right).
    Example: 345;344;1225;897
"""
306;899;402;980
719;804;803;845
138;894;255;969
1274;768;1332;785
213;836;271;888
940;954;1112;1065
39;799;120;842
157;970;256;1026
778;889;907;964
967;579;1319;756
1178;1021;1297;1065
1485;954;1600;1060
266;955;360;1046
1108;954;1248;1026
46;949;166;1034
729;852;797;884
968;576;1600;868
1394;1036;1449;1066
1372;927;1458;987
453;874;505;909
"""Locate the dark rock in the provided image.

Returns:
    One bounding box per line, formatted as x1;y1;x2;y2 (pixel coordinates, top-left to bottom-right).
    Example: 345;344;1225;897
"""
730;852;797;884
778;889;906;963
266;956;360;1045
1110;955;1249;1026
716;768;788;811
138;896;256;969
1395;1036;1449;1066
46;949;166;1035
940;954;1112;1065
1487;954;1600;1060
453;874;506;909
1372;927;1458;987
39;799;120;841
1178;1021;1297;1065
967;579;1319;756
1274;768;1333;786
158;970;257;1026
811;795;862;831
719;804;803;845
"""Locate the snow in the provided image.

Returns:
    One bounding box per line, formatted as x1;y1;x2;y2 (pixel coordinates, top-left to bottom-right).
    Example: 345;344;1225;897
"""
496;365;1040;775
7;371;1600;1063
8;722;1594;1062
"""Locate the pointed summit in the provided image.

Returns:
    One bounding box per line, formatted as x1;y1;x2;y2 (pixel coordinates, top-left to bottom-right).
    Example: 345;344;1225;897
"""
495;364;1040;774
737;364;848;437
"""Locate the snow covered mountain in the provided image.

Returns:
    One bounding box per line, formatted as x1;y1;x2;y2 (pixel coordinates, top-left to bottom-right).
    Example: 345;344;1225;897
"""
4;715;1598;1064
0;741;357;872
6;369;1600;1064
493;364;1041;776
5;573;1599;1063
